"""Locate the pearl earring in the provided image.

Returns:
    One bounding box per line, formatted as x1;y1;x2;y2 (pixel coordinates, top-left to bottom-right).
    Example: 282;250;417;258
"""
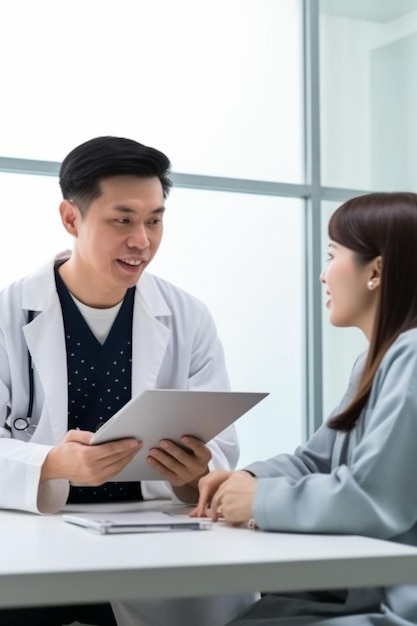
367;280;375;290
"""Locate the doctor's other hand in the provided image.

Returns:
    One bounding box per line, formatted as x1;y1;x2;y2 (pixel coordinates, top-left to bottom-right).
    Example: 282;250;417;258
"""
146;435;212;488
192;470;257;524
40;429;142;485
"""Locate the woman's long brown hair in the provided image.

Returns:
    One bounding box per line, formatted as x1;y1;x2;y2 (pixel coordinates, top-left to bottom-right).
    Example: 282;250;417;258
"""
327;192;417;431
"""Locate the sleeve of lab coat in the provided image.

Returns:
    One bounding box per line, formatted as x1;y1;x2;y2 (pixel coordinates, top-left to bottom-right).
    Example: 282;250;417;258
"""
0;330;69;514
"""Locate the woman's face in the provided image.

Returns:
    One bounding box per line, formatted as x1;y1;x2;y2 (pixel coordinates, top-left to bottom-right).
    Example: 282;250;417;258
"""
320;242;379;339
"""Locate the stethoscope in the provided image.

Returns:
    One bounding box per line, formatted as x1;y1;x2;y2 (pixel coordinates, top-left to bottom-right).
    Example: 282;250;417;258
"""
13;310;35;432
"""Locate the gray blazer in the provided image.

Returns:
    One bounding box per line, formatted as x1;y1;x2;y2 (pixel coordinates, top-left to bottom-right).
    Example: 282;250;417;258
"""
240;329;417;625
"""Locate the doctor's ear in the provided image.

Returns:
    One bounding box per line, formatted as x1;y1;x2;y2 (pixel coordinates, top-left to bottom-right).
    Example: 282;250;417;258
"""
59;200;80;236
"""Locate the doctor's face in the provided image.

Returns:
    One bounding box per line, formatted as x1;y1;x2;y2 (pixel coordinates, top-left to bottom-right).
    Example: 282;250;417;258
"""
320;242;378;339
60;175;164;305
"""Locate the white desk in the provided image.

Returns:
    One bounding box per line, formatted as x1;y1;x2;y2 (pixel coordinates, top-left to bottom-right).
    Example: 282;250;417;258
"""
2;501;417;609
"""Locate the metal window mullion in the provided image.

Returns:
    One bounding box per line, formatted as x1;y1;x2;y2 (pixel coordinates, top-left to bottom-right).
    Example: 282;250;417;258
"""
322;186;371;202
171;174;313;198
0;157;59;177
304;0;323;440
0;156;314;199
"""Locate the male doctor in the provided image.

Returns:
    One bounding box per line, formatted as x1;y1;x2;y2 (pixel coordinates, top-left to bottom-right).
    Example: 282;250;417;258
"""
0;136;255;625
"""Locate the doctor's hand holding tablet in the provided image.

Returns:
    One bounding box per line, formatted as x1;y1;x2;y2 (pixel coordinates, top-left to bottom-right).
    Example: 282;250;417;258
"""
40;429;143;486
40;428;211;488
40;389;267;488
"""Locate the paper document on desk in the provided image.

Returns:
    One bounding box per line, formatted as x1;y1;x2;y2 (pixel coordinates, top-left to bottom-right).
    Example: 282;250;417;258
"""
62;511;212;534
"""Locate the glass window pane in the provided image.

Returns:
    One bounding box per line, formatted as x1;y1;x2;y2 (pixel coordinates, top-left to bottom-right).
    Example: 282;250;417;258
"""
321;201;367;419
0;175;304;465
0;0;304;183
0;173;72;287
152;188;304;465
320;0;417;191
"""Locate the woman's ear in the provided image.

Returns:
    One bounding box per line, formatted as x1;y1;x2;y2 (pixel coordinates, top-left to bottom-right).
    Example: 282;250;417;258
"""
59;200;79;236
368;256;382;290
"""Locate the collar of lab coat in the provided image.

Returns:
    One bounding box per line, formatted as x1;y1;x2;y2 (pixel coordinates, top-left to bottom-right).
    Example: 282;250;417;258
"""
20;258;172;442
20;256;172;318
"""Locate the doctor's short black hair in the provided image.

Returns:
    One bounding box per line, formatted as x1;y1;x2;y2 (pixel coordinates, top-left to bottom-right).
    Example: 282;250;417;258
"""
59;136;172;212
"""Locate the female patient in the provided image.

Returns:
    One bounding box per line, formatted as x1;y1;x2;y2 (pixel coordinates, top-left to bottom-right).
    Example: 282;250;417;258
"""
193;191;417;626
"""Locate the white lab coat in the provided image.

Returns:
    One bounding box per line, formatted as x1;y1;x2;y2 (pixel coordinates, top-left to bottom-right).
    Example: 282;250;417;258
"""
0;259;257;624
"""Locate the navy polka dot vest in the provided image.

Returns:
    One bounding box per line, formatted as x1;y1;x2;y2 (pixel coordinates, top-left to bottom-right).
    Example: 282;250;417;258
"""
55;263;143;503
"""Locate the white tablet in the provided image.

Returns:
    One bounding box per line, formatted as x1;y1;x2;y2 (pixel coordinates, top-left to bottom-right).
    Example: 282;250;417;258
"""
90;389;268;481
63;511;212;534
